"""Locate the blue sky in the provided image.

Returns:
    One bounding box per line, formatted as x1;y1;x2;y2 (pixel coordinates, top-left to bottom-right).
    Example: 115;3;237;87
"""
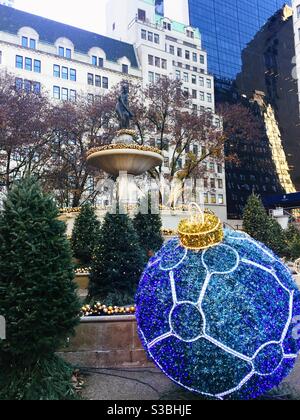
14;0;108;34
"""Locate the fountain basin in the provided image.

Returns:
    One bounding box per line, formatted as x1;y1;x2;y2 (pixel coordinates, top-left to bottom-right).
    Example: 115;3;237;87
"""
87;146;164;176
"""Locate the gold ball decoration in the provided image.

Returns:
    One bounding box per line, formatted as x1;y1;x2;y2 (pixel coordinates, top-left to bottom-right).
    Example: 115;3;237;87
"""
178;203;224;251
80;303;136;318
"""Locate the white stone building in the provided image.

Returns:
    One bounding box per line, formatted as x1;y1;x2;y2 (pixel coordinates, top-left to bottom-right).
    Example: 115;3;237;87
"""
0;4;141;103
106;0;227;219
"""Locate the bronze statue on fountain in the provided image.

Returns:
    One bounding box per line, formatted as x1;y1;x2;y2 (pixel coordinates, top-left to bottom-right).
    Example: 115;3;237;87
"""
86;82;163;177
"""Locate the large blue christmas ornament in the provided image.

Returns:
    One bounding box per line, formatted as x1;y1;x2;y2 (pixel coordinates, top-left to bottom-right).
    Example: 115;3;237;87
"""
136;205;300;400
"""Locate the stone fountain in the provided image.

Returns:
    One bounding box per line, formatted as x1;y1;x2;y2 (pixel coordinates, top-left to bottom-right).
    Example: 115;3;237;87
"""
87;83;163;204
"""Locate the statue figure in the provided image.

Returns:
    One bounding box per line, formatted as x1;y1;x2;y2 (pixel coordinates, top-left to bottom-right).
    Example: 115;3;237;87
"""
115;82;133;129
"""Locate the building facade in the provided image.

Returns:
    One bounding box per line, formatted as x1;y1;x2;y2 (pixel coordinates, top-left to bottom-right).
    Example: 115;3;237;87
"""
236;5;299;188
106;0;227;219
152;0;291;81
0;4;141;103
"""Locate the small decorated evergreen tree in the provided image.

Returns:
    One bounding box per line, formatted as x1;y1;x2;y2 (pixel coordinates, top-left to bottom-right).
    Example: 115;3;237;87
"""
0;177;81;400
243;193;286;257
71;203;101;265
89;211;145;303
133;207;164;260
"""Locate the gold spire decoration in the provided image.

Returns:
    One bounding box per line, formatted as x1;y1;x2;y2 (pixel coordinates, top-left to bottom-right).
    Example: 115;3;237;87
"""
178;203;224;250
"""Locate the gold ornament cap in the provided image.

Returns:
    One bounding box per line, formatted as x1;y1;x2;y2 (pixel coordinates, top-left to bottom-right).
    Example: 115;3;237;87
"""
178;203;224;250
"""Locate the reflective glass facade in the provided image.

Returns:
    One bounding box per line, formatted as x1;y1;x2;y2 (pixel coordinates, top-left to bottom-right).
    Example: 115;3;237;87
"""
188;0;290;80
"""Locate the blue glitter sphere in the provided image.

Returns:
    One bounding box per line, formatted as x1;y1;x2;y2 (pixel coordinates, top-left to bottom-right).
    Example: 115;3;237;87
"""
135;229;300;400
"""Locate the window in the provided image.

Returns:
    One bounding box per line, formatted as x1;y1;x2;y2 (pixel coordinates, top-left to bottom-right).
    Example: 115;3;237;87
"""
62;66;68;80
95;75;101;87
207;93;212;103
183;87;189;97
33;81;41;94
102;77;108;89
148;32;153;42
203;178;208;188
169;45;174;55
59;47;64;57
24;80;31;93
218;179;223;189
16;55;23;69
34;59;41;73
148;55;154;65
193;53;197;62
148;71;154;83
98;57;104;68
25;57;32;71
88;73;94;85
66;48;72;59
204;193;209;204
88;93;94;103
53;65;60;77
161;59;167;70
183;72;189;82
61;88;68;101
163;21;171;30
30;39;36;49
218;194;224;205
192;74;197;84
15;78;23;91
211;178;216;189
185;50;190;60
141;29;147;40
70;68;76;81
70;89;77;102
210;162;215;171
92;55;98;66
199;91;205;101
200;55;205;64
122;64;129;74
177;48;182;57
207;79;212;89
53;86;60;99
154;33;160;44
199;76;204;86
192;89;197;99
155;73;160;83
155;57;160;67
193;145;199;155
211;194;216;204
22;36;28;48
175;70;181;80
138;9;146;21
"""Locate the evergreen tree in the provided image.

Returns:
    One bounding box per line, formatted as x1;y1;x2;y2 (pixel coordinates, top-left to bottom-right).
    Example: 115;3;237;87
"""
243;193;286;257
133;201;164;260
71;203;101;265
0;178;81;400
89;211;145;303
285;224;300;261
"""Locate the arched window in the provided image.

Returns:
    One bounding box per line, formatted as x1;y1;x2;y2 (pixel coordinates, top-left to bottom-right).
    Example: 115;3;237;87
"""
18;27;39;49
88;47;106;68
55;37;74;59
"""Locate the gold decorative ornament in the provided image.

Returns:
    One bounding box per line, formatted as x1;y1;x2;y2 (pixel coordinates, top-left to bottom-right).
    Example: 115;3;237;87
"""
116;129;137;137
86;143;163;158
178;203;224;251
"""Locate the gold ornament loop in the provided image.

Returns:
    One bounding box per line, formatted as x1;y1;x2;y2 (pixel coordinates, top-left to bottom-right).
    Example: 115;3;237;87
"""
178;203;224;251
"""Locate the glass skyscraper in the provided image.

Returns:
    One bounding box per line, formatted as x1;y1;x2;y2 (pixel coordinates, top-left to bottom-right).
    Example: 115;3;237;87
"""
188;0;289;80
